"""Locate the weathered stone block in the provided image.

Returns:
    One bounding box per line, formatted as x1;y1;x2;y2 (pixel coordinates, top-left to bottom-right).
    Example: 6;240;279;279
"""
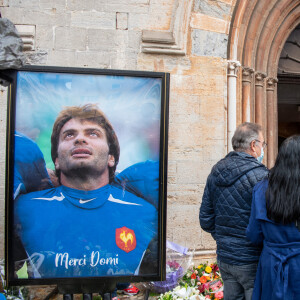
109;49;139;69
96;3;150;14
127;30;142;50
171;73;226;97
194;0;231;20
20;10;70;27
39;0;67;11
175;160;212;184
137;54;192;73
35;25;54;50
52;12;72;26
76;51;111;68
167;183;203;206
66;0;96;11
25;50;48;65
55;27;87;50
0;7;25;23
71;11;116;29
192;29;228;58
8;0;39;8
128;13;151;30
117;12;128;30
190;12;230;34
170;94;201;120
47;50;77;66
87;29;118;51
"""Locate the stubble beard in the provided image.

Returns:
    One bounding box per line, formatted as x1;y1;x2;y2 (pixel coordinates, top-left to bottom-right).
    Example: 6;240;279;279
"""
60;160;108;182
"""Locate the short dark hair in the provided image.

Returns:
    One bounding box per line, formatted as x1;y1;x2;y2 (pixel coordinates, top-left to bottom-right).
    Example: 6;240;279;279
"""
266;135;300;224
51;104;120;183
231;122;262;151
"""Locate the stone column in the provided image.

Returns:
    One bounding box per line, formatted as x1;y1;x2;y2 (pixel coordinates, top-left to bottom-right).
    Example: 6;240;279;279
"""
254;72;267;126
227;61;241;152
242;67;254;122
266;77;278;168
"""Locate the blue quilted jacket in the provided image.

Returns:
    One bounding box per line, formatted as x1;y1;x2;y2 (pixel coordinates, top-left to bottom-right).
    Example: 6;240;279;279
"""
200;151;269;265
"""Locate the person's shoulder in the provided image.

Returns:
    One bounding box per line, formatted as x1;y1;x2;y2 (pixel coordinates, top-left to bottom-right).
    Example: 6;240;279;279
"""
14;132;43;157
107;185;156;210
233;151;269;175
16;186;63;204
211;151;240;172
251;162;269;179
253;178;268;193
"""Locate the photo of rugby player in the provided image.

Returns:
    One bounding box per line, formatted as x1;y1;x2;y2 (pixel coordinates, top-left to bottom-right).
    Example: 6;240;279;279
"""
7;68;168;283
14;104;158;278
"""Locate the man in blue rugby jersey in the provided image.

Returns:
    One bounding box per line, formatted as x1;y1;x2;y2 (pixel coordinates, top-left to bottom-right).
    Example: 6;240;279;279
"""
14;104;158;279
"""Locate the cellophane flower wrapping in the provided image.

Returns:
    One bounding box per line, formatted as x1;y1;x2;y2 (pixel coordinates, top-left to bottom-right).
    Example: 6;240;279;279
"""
158;262;224;299
147;241;193;294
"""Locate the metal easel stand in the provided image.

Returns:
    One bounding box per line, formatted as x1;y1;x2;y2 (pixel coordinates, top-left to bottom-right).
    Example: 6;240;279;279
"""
63;291;113;300
59;281;116;300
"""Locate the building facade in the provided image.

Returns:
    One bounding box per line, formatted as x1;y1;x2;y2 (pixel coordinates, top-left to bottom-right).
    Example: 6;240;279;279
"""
0;0;300;264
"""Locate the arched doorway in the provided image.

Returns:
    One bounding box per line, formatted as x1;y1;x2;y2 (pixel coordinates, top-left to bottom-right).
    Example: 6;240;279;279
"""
277;24;300;147
227;0;300;167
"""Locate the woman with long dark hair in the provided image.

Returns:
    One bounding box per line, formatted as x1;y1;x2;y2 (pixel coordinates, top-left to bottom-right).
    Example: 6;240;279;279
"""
246;135;300;300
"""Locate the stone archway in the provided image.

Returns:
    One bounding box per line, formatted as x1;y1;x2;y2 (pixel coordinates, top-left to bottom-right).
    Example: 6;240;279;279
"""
227;0;300;168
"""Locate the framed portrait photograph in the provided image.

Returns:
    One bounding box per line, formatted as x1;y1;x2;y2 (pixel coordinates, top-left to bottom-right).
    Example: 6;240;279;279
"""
5;66;169;289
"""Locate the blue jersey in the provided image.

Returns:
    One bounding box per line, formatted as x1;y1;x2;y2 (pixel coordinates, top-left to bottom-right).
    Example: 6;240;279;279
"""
114;160;159;209
14;184;158;279
14;132;52;199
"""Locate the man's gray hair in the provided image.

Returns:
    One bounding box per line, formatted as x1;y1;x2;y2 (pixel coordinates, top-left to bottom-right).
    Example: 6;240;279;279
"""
232;122;262;151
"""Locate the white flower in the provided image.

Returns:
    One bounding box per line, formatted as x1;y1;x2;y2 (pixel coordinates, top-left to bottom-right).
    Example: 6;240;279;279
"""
174;287;188;298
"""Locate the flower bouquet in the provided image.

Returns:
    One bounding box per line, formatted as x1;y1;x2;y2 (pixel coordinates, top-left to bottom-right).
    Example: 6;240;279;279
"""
151;241;193;294
180;263;223;300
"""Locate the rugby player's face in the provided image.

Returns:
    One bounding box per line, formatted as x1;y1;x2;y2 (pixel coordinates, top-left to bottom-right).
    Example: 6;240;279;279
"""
55;118;115;176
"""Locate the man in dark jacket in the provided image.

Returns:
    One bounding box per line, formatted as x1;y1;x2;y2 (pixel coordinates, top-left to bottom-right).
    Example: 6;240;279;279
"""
200;122;268;300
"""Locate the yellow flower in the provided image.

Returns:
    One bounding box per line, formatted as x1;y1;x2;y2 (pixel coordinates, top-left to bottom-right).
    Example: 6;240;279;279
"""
205;266;212;273
197;264;203;269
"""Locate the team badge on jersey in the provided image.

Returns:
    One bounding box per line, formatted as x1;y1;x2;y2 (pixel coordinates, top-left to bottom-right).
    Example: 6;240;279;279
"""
116;226;136;253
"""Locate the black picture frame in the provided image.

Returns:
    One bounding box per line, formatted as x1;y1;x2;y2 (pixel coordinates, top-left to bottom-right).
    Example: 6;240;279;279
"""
4;66;169;291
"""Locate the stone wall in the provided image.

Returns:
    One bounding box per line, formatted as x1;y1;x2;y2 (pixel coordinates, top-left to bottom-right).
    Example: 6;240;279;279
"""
0;0;237;261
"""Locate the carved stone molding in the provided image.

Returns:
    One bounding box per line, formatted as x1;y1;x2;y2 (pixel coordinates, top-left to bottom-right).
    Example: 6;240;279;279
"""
15;24;35;51
141;0;192;55
255;72;267;87
227;60;241;77
242;67;254;83
266;77;278;91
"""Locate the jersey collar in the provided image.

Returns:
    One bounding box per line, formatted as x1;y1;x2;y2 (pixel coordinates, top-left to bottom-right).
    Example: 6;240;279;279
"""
60;184;111;209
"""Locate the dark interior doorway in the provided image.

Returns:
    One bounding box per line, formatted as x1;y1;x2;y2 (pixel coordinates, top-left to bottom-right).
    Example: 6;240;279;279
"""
277;75;300;148
277;25;300;149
